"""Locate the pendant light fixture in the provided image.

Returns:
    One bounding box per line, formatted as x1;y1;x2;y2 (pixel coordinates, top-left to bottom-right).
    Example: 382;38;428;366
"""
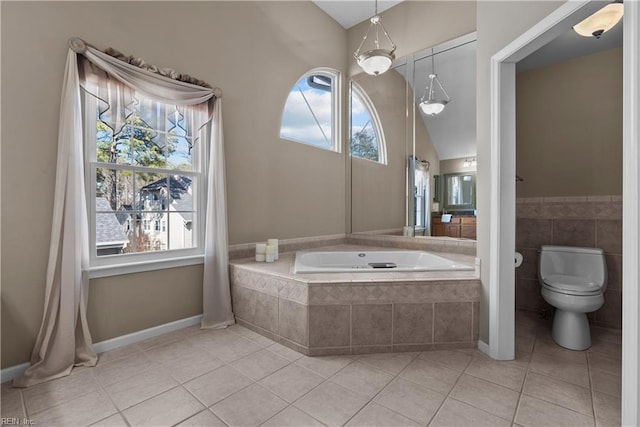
354;0;397;76
419;50;450;116
573;2;623;39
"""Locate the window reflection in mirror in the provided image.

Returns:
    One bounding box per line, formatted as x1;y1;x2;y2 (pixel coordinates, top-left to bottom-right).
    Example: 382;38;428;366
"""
443;172;475;211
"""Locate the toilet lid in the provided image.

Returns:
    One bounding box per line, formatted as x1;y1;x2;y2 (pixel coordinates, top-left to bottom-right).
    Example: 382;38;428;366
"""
543;274;602;294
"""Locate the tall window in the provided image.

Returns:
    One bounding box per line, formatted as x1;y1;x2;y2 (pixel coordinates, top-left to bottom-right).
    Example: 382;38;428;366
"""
85;87;203;264
280;68;340;152
350;82;386;164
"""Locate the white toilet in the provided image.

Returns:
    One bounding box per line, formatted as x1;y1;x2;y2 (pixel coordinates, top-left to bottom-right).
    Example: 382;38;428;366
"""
538;245;607;350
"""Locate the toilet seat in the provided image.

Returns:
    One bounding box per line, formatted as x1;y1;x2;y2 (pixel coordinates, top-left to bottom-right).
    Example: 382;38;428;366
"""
542;274;602;296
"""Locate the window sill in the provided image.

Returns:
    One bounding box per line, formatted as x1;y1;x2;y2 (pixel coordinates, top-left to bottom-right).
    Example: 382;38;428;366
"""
89;255;204;279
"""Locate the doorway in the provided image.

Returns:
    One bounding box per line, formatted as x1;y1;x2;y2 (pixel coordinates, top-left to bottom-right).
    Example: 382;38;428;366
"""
488;0;639;425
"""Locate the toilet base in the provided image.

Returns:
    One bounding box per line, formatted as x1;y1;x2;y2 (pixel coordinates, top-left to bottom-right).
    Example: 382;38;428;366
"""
551;309;591;350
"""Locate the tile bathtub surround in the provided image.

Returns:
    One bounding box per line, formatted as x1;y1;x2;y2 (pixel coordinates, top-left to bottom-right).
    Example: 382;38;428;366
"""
1;310;620;427
229;246;480;356
228;232;477;260
516;196;623;329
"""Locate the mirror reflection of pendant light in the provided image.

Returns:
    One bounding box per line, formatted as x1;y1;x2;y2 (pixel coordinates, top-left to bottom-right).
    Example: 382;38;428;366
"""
354;0;397;76
573;2;623;39
419;50;451;116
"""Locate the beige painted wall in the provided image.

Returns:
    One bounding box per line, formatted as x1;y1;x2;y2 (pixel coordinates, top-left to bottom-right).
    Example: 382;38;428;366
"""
516;48;622;197
476;1;565;342
1;1;346;368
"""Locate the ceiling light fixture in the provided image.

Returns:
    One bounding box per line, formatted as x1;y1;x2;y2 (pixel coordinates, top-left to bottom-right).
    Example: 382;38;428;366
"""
419;50;451;116
354;0;397;76
573;2;624;39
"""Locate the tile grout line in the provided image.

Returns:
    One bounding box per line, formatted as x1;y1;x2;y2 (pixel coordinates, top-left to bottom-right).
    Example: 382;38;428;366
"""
424;355;475;426
586;350;599;425
511;332;538;426
340;351;422;426
91;367;133;427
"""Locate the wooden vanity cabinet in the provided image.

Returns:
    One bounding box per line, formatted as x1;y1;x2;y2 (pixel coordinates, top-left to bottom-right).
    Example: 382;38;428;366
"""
432;216;476;239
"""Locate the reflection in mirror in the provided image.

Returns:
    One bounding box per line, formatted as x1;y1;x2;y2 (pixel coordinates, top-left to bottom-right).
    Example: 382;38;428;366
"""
349;33;477;239
349;63;410;234
444;172;476;212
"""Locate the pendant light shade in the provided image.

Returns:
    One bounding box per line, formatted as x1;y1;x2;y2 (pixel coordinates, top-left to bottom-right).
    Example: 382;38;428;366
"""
573;2;623;39
354;5;397;76
419;52;451;116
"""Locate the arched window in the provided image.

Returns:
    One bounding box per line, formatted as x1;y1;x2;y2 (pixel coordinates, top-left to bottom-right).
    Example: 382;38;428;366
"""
350;82;386;164
280;68;340;152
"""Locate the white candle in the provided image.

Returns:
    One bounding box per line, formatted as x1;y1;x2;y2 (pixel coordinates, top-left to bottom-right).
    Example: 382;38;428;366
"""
267;238;279;260
255;243;267;262
265;245;275;262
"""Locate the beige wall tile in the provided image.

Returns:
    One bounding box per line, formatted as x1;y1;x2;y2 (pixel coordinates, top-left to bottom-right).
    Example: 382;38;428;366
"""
309;305;350;347
254;293;279;334
595;290;622;329
279;299;309;346
552;219;596;247
393;303;433;344
605;254;622;291
516;219;553;249
434;302;473;343
596;219;623;254
352;304;393;346
231;285;257;324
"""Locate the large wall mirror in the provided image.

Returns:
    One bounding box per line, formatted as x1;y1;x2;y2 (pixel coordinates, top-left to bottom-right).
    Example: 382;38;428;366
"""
349;32;477;239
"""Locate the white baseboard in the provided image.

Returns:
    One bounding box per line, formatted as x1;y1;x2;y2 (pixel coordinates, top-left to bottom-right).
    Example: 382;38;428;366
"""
0;362;31;384
93;314;202;354
1;314;203;384
477;339;491;357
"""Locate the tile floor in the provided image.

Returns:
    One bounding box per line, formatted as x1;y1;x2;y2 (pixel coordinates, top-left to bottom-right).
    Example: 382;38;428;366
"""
1;310;622;426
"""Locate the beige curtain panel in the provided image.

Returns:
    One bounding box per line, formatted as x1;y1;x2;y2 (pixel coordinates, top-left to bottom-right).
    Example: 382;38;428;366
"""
14;39;233;388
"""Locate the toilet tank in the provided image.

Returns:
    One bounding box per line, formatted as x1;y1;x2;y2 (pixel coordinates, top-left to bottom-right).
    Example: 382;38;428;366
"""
539;245;608;292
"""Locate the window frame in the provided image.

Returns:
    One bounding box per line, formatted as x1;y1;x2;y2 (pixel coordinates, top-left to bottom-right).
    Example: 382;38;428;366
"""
83;90;206;278
349;81;387;165
279;67;342;153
